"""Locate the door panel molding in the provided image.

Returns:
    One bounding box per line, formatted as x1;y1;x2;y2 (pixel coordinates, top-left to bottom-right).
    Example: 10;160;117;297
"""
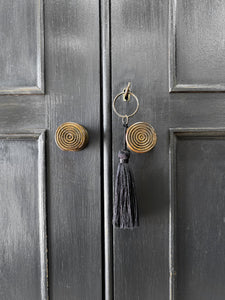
169;0;225;92
170;128;225;300
0;130;48;299
0;0;44;94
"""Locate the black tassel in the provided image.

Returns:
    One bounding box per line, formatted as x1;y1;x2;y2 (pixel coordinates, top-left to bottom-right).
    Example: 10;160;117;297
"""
113;126;139;229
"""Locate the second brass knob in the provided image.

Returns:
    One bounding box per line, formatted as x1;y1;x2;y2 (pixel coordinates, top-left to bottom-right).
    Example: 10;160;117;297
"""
126;122;157;153
55;122;88;151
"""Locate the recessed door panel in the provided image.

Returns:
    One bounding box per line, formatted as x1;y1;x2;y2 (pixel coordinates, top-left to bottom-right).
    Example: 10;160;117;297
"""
170;130;225;300
0;132;47;300
169;0;225;91
0;0;44;94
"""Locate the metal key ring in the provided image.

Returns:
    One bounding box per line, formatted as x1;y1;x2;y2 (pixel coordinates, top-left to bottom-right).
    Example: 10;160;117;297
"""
113;91;139;119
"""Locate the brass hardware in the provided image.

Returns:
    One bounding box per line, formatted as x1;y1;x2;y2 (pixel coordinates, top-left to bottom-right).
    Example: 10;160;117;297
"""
113;89;139;121
123;82;131;101
55;122;88;151
126;122;157;153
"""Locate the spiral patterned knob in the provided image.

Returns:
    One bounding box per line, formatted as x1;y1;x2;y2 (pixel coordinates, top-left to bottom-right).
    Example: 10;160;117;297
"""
55;122;88;151
126;122;157;153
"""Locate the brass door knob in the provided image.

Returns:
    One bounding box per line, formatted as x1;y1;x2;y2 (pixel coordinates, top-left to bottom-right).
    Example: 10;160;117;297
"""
126;122;157;153
55;122;89;151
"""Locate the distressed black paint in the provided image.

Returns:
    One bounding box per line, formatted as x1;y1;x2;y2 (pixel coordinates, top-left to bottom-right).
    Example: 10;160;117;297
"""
2;0;225;299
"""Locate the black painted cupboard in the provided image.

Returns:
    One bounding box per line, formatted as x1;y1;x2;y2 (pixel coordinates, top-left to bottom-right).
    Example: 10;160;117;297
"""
1;0;225;299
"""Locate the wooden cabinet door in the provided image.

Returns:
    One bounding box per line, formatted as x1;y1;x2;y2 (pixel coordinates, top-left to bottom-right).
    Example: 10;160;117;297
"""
2;1;225;300
109;0;225;299
0;1;102;299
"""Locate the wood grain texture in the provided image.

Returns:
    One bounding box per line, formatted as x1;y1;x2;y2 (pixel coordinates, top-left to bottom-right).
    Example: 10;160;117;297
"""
0;96;47;130
0;131;47;300
111;1;169;299
3;1;225;299
170;129;225;300
45;0;102;299
0;0;44;94
169;0;225;92
0;0;102;299
111;0;225;299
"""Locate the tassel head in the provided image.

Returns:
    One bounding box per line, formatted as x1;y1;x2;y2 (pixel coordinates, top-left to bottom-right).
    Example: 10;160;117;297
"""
118;149;130;163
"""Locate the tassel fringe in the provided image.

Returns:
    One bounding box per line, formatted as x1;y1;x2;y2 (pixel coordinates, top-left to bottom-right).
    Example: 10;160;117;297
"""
113;149;139;229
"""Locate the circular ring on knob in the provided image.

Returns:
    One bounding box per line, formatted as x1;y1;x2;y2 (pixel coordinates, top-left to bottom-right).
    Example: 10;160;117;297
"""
113;91;139;119
126;122;157;153
55;122;88;151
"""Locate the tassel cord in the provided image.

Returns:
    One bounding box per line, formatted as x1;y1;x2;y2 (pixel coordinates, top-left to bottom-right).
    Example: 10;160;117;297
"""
123;123;128;150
